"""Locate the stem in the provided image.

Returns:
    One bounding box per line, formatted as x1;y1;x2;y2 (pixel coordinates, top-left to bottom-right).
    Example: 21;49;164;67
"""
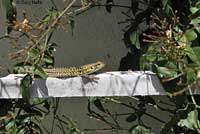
188;85;196;105
34;0;77;47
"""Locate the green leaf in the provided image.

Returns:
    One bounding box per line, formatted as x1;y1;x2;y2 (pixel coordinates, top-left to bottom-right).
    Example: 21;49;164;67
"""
186;69;196;84
190;7;199;14
18;127;27;134
164;61;177;70
180;30;197;44
41;14;51;23
5;120;15;130
177;103;200;131
20;74;32;99
43;54;53;64
12;62;33;74
34;66;47;79
31;98;46;104
88;97;97;103
190;17;200;33
161;0;173;15
30;122;43;134
196;1;200;8
10;123;17;134
130;31;140;49
129;125;155;134
16;115;30;124
28;48;40;58
2;0;17;34
185;45;200;65
193;47;200;59
35;14;51;28
144;53;157;63
161;0;169;8
155;65;177;78
2;0;16;15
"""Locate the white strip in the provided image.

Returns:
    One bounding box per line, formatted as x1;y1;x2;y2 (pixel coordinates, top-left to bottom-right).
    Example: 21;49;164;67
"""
0;71;166;98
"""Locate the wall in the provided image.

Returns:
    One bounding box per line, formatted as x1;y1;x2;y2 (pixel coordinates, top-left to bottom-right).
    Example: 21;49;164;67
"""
0;1;173;133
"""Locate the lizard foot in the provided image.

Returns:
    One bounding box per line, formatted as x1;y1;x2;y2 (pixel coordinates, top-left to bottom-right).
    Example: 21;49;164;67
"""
81;74;99;83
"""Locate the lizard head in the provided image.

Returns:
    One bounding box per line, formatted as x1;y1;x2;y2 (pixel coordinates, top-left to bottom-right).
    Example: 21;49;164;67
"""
83;61;105;74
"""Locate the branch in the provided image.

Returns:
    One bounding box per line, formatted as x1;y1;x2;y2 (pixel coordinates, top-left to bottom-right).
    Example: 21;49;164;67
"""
172;79;200;96
34;0;77;46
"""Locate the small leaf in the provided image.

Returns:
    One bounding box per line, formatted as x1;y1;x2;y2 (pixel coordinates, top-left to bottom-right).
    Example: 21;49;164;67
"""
130;31;140;49
10;123;17;134
129;125;155;134
12;62;32;73
186;69;196;84
193;47;200;58
34;66;47;79
155;65;177;78
43;54;53;64
189;9;200;20
185;45;200;65
190;17;200;33
179;30;197;46
178;111;198;130
160;0;172;15
43;14;51;22
161;0;170;7
28;48;40;58
13;65;33;74
41;14;51;23
88;97;97;103
87;97;96;113
196;1;200;8
16;115;30;124
18;127;27;134
31;98;50;112
20;74;32;99
30;122;43;134
35;14;51;28
31;98;45;104
177;103;200;131
2;0;17;34
5;120;16;130
190;7;199;14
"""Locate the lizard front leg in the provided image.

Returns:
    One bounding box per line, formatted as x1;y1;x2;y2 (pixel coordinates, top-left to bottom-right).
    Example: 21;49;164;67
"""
80;74;99;83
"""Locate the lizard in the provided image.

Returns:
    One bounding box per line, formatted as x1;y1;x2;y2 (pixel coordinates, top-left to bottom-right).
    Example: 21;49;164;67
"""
43;61;105;78
13;61;105;78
